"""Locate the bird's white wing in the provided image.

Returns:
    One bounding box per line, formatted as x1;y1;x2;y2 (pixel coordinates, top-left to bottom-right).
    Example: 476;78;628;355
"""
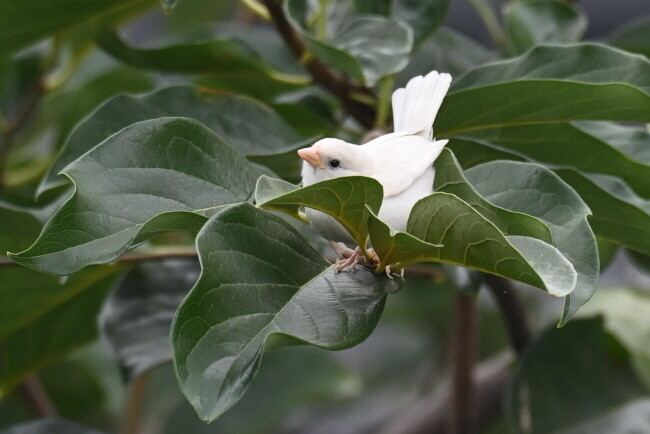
363;133;448;197
391;71;452;138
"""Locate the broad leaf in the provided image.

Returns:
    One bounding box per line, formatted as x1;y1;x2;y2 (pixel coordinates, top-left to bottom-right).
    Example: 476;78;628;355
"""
466;122;650;198
286;1;413;86
0;0;149;57
172;203;396;421
96;30;307;99
556;170;650;256
509;319;647;434
392;0;452;47
505;0;586;54
399;27;497;84
436;44;650;137
99;259;200;380
555;400;650;434
0;272;118;398
464;159;598;324
39;86;313;194
11;118;260;275
0;201;42;253
0;419;105;434
255;175;383;248
578;288;650;390
610;16;650;58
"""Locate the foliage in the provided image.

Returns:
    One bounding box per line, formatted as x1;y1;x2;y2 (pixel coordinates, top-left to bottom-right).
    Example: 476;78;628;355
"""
1;0;650;432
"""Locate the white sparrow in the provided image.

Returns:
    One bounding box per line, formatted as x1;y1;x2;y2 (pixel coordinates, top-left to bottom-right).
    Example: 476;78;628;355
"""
298;70;452;271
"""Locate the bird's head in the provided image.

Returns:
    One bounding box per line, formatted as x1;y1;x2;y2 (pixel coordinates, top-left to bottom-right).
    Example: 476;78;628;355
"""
298;138;366;185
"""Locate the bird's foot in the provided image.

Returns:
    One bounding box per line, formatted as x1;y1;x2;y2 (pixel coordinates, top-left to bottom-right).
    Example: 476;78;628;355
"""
333;246;363;273
382;264;405;280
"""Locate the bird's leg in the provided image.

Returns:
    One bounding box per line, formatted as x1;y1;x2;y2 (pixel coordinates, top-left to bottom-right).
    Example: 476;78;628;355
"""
330;242;364;273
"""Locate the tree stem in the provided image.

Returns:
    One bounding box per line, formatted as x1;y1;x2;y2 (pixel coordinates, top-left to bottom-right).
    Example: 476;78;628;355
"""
122;372;150;434
450;292;478;434
18;374;58;418
466;0;508;49
484;274;531;355
261;0;376;128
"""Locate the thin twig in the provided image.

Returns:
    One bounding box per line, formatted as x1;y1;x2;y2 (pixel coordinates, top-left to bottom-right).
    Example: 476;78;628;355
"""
122;372;150;434
450;293;479;434
261;0;376;128
18;374;59;418
0;81;45;188
484;274;532;355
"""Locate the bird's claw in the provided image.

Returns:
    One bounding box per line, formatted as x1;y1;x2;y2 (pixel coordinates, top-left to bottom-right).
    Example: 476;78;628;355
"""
334;246;363;273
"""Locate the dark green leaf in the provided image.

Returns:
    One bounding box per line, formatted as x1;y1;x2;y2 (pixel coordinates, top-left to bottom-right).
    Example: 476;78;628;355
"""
464;159;598;324
0;272;117;398
392;0;452;47
436;44;650;137
556;170;650;256
466;122;650;198
11;118;260;275
505;0;586;54
610;16;650;58
172;203;395;421
160;0;179;13
398;27;497;85
286;1;412;86
0;419;105;434
256;175;383;248
96;29;307;99
39;86;312;194
0;0;149;57
0;201;42;253
99;259;200;380
555;399;650;434
509;318;646;433
578;288;650;390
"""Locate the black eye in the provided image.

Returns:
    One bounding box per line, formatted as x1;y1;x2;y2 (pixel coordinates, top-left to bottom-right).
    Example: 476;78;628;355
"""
328;159;341;169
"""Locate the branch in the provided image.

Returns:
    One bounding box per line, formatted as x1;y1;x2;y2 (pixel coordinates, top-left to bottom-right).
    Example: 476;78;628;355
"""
378;352;513;434
18;374;59;418
122;372;150;434
484;274;532;355
449;293;479;434
261;0;376;128
0;81;45;189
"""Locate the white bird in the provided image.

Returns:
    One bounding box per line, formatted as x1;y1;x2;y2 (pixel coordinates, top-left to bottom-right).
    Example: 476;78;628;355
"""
297;70;452;272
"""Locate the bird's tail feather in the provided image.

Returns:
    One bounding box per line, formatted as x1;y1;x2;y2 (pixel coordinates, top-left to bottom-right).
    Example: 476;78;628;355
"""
391;71;452;138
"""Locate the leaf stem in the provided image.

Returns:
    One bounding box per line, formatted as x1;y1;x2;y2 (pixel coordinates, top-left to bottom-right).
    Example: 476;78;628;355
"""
122;372;150;434
375;75;395;128
466;0;508;49
450;292;478;434
484;274;531;355
18;374;59;418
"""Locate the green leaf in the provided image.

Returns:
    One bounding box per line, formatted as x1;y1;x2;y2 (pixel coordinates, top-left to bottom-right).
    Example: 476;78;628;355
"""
99;259;200;380
0;419;105;434
39;86;312;194
0;0;149;57
554;400;650;434
399;27;497;84
556;170;650;256
255;175;384;248
160;0;179;13
509;318;647;434
466;122;650;198
0;271;117;398
96;29;307;99
436;44;650;137
172;203;395;422
11;118;260;275
610;16;650;58
392;0;452;47
286;1;413;86
404;192;576;296
464;159;598;324
505;0;586;55
577;288;650;390
0;201;42;253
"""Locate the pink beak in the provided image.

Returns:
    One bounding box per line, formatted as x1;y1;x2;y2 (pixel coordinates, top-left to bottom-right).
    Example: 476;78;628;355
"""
297;148;324;168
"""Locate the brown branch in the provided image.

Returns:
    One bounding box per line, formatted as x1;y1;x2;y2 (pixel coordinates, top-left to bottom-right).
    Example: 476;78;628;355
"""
122;372;150;434
0;81;45;189
261;0;376;128
18;374;59;418
449;293;479;434
484;274;532;356
378;352;513;434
